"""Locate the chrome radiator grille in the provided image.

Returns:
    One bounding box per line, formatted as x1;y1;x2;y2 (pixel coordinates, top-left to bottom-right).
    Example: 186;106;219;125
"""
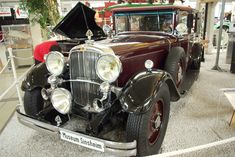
70;50;102;107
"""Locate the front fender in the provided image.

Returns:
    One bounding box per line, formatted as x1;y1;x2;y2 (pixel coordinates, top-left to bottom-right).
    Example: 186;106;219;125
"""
119;70;180;114
21;63;49;91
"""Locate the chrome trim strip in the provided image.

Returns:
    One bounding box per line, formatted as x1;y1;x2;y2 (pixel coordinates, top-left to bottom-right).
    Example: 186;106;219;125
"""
16;106;136;156
105;148;137;156
18;117;58;135
63;79;101;86
63;79;122;96
59;127;137;150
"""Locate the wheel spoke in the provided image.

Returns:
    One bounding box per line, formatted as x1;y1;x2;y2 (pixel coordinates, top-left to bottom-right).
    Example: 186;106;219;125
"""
148;127;160;144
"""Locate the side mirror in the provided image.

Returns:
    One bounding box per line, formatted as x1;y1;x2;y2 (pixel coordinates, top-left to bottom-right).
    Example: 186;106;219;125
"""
187;13;194;28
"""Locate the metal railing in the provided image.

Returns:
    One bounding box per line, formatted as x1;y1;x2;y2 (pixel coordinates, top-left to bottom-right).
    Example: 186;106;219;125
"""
0;48;34;105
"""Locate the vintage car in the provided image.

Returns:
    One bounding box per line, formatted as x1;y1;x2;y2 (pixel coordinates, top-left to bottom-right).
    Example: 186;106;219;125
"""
17;2;202;156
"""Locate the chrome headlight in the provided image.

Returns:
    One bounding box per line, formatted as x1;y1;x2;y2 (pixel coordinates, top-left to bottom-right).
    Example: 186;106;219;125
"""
51;88;72;114
45;51;64;76
96;54;122;83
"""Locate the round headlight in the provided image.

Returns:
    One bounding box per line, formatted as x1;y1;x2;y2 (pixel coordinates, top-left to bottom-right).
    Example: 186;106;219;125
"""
51;88;72;114
45;51;64;76
96;54;122;83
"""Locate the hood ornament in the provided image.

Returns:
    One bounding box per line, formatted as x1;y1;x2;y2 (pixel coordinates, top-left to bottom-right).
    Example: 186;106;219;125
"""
85;29;94;44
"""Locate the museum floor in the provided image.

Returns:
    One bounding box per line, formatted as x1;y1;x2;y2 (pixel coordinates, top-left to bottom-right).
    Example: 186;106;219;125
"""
0;48;235;157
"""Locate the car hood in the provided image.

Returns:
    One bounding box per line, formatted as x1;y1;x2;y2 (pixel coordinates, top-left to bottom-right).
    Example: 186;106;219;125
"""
96;31;177;56
53;2;105;39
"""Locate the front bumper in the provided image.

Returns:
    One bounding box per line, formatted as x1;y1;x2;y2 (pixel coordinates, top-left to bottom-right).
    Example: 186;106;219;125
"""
16;106;137;156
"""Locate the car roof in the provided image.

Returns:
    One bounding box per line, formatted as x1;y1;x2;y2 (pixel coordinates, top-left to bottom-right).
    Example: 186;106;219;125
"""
108;3;195;13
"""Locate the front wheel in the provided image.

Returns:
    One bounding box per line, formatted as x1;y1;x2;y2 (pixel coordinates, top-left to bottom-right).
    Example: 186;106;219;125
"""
24;88;44;116
126;83;170;156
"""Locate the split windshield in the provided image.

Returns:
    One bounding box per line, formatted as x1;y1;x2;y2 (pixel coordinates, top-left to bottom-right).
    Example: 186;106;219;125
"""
114;11;174;33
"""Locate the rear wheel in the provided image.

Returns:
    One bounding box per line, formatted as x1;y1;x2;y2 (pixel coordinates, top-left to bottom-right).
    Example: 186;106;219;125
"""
164;47;186;90
190;43;202;70
24;88;43;116
126;83;170;156
191;58;201;70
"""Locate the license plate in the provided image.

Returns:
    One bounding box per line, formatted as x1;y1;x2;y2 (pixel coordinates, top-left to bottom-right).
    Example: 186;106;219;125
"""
60;129;104;152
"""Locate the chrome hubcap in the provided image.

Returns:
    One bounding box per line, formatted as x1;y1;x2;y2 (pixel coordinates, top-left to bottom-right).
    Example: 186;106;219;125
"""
177;63;183;85
148;101;163;145
153;113;162;129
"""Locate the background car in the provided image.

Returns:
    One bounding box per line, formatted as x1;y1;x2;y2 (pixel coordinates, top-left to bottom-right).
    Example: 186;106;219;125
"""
214;19;231;32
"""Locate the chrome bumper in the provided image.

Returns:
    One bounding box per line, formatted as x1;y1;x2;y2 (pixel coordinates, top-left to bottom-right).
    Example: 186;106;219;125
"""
16;106;137;156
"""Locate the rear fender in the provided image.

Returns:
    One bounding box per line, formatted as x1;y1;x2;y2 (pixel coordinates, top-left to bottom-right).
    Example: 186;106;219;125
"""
21;63;49;91
191;43;203;60
119;70;180;114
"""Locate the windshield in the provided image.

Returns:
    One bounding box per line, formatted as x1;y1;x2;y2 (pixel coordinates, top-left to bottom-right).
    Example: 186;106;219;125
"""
115;11;174;33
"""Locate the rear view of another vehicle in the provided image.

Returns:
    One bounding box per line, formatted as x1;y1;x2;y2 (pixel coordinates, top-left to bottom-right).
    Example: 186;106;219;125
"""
213;20;230;47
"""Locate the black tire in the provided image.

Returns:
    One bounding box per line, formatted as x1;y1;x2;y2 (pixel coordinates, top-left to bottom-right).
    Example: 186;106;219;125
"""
126;83;170;156
24;88;43;116
190;43;202;70
190;58;201;70
164;47;186;89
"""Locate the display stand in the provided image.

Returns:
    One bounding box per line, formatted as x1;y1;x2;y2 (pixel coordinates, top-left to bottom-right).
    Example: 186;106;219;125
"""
221;88;235;126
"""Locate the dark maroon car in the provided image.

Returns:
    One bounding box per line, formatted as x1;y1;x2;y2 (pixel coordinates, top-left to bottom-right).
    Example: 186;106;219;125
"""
17;2;202;156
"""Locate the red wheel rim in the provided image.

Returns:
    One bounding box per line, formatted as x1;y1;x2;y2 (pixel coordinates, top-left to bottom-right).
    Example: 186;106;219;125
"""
148;100;163;145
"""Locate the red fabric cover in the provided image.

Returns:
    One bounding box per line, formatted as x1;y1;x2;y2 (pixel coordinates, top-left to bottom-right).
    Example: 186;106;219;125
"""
33;40;58;62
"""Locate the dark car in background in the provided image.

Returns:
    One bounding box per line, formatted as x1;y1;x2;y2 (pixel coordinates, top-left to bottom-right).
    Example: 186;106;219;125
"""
17;2;202;156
